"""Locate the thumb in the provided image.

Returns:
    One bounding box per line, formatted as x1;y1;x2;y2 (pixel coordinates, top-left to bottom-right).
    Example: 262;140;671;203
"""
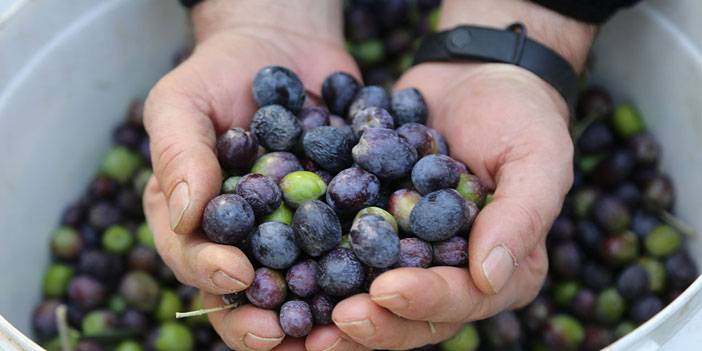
468;141;573;295
144;73;222;235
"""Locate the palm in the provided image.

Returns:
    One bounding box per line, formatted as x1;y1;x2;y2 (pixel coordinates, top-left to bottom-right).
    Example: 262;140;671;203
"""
144;28;362;351
323;63;575;350
161;30;359;133
396;62;572;305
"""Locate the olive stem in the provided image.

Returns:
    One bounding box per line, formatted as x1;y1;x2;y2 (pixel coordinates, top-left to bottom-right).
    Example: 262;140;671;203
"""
55;304;73;351
659;210;696;237
570;112;599;143
175;303;237;319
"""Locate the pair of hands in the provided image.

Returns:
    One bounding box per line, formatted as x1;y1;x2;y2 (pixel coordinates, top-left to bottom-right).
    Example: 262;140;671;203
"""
143;1;585;350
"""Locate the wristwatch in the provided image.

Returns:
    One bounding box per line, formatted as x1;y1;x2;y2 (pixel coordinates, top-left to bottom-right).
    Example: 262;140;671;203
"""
413;23;579;108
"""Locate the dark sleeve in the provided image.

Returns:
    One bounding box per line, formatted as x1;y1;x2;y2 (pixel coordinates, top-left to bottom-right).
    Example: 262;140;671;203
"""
179;0;202;8
529;0;642;24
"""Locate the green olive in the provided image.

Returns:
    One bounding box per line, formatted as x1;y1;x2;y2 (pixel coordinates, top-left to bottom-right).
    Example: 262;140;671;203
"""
261;203;294;225
101;146;143;183
546;315;585;349
595;288;626;323
153;322;194;351
645;225;681;258
221;176;242;194
116;340;144;351
612;104;645;138
102;225;134;254
42;264;74;298
280;171;327;208
136;223;155;249
440;323;479;351
155;290;183;322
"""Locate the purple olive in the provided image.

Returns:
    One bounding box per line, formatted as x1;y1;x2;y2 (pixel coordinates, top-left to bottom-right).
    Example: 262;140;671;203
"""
395;237;433;268
246;268;287;309
432;236;468;267
216;128;259;173
279;300;313;337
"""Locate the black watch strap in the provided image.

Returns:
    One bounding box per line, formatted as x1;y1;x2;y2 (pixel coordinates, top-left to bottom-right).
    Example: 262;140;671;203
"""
413;23;578;108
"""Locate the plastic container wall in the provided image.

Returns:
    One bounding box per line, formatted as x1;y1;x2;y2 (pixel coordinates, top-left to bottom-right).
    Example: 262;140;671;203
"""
592;0;702;349
0;0;700;349
0;0;190;334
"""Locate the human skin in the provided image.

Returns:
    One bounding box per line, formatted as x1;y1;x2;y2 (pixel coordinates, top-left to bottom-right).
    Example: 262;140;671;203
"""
143;0;594;349
332;1;594;349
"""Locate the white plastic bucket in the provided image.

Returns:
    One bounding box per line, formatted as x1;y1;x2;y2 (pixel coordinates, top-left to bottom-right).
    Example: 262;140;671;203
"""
592;0;702;349
0;0;700;349
0;0;190;344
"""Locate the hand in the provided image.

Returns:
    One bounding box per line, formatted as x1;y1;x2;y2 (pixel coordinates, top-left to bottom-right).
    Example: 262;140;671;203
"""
330;62;573;350
143;1;365;350
329;1;594;349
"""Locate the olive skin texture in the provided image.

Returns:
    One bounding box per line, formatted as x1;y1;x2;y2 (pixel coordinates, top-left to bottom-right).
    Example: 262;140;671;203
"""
246;268;288;309
326;167;381;214
285;260;319;298
302;126;355;173
388;189;421;233
351;106;395;138
250;222;300;270
395;237;433;268
396;122;437;156
279;300;314;338
235;173;282;216
318;248;365;297
411;154;462;195
216;128;259;173
291;200;342;257
252;66;305;113
251;151;303;184
352;127;418;180
432;236;468;267
391;88;428;126
322;72;360;116
202;194;255;245
251;105;303;151
350;214;400;268
348;86;391;119
410;189;466;242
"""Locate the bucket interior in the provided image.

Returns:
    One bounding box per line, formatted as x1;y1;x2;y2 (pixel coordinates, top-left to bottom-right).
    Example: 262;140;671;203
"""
0;0;700;347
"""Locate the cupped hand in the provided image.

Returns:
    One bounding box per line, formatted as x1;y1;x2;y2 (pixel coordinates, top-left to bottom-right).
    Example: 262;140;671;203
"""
330;62;574;350
143;1;365;350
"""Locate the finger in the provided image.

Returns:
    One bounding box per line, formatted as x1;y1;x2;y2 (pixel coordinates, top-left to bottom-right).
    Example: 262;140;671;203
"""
144;63;222;235
370;259;547;323
271;338;306;351
306;325;368;351
332;294;462;350
368;267;503;323
204;292;285;351
144;178;254;294
468;135;573;295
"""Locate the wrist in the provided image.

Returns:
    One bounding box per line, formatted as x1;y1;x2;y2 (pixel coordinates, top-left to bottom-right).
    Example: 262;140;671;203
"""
439;0;596;72
191;0;344;46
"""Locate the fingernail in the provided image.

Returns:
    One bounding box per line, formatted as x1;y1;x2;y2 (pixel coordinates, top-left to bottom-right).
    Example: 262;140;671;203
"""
370;293;408;309
334;319;376;338
243;332;284;351
481;245;517;294
212;270;248;292
169;181;190;231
